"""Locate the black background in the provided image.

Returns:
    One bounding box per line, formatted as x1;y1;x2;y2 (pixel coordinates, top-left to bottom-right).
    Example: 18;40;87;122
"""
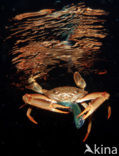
0;0;119;155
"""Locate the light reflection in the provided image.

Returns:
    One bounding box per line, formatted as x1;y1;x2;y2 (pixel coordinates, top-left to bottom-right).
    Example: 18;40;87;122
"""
6;2;108;87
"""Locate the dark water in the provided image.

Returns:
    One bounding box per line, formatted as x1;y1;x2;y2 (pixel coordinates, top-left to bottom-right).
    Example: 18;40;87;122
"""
0;0;119;155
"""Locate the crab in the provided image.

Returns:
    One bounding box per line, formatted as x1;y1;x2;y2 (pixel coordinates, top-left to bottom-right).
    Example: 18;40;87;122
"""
22;72;111;142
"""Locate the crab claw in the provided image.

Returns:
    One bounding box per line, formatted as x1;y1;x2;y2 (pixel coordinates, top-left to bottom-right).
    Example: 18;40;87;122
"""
77;104;93;120
71;104;85;129
77;92;110;120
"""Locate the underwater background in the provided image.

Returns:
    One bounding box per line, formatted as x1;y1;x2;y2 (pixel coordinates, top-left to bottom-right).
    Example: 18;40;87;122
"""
0;0;119;155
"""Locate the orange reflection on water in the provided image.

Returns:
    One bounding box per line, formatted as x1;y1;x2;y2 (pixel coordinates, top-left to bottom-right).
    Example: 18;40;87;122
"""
6;2;108;88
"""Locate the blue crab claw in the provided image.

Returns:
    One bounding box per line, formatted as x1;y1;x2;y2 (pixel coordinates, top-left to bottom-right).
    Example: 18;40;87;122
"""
74;115;85;129
71;104;85;129
58;102;85;128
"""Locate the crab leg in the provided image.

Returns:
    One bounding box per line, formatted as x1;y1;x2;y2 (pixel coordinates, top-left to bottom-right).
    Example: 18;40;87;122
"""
26;107;38;124
23;94;70;114
107;105;111;119
83;116;92;142
23;93;56;102
77;92;110;120
49;106;69;114
80;102;88;108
